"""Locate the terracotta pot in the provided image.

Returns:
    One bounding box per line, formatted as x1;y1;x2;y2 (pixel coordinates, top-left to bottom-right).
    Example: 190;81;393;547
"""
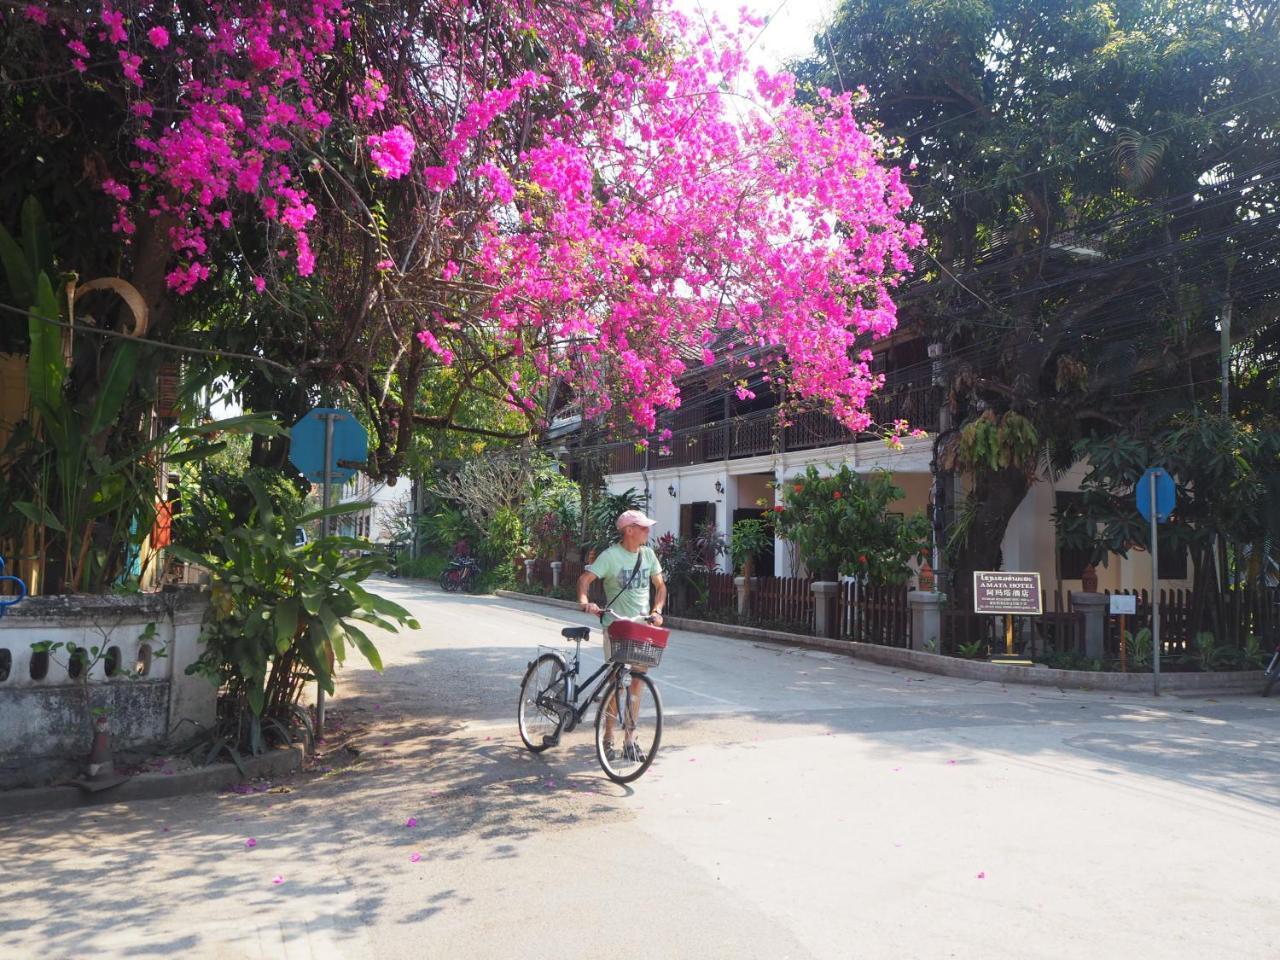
918;560;934;591
1081;563;1098;593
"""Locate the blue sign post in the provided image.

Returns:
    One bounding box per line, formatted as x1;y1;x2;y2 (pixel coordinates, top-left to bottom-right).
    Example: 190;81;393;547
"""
1136;467;1175;695
288;408;368;737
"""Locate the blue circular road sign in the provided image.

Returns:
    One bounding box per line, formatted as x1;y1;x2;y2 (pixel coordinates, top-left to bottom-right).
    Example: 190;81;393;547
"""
289;408;368;484
1136;467;1175;523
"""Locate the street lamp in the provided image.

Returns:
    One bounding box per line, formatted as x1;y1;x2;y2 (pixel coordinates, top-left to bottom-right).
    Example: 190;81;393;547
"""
668;484;678;498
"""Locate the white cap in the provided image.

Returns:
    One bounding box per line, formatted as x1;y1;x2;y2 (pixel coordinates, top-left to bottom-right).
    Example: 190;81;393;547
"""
616;509;657;531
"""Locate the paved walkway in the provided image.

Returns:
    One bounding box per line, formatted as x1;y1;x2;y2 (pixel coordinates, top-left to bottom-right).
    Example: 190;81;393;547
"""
2;581;1278;958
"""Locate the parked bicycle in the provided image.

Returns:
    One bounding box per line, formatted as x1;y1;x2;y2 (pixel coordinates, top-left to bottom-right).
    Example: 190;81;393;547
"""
440;555;480;592
517;612;667;783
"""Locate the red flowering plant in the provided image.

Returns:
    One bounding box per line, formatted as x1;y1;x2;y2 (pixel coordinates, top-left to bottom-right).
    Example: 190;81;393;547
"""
773;464;929;583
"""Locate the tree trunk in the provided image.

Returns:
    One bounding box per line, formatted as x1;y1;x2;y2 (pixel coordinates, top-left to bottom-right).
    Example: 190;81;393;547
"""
948;467;1033;608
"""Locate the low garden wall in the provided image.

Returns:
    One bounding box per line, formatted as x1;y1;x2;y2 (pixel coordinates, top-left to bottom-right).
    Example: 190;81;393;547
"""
0;588;213;787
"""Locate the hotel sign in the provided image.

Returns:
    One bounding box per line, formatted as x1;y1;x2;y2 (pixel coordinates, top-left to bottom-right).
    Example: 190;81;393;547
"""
973;571;1042;615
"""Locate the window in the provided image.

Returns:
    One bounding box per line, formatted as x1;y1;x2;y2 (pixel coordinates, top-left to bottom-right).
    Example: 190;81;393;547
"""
680;501;716;537
1157;528;1188;580
1055;492;1091;580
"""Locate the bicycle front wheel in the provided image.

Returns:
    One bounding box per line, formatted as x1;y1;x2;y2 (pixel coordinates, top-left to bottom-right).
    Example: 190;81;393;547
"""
594;669;662;783
518;653;568;752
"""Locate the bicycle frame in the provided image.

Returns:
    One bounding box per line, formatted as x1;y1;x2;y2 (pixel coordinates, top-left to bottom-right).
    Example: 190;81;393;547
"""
543;640;627;732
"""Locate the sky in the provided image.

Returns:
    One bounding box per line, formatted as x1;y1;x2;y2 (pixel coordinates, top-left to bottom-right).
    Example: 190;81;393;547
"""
674;0;835;71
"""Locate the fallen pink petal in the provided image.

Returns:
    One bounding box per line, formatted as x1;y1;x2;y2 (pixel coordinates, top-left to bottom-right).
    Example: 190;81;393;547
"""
272;875;285;885
977;871;986;879
245;838;257;849
405;817;418;828
409;852;421;863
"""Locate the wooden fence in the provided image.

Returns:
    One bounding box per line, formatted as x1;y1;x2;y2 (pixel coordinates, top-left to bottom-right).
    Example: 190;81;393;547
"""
839;582;911;647
747;576;815;631
940;589;1084;658
1101;586;1279;657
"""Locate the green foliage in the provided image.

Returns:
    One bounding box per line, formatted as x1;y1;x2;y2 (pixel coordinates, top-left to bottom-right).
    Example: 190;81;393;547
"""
396;551;449;580
480;507;527;572
956;639;987;660
174;476;418;735
796;0;1280;596
957;411;1040;474
174;466;306;558
1127;628;1154;671
583;487;646;554
729;518;773;574
523;472;581;562
417;505;480;553
775;465;930;582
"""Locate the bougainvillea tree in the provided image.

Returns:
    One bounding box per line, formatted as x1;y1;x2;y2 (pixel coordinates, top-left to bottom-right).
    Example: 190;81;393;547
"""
3;1;922;477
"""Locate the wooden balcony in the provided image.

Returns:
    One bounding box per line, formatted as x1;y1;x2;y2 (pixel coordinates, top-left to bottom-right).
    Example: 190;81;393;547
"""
581;382;939;475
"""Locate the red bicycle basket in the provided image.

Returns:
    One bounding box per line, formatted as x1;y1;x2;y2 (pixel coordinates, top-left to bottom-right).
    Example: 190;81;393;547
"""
606;619;670;667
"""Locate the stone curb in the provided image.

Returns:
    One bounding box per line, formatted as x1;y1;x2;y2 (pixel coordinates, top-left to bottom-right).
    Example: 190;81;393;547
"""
0;745;304;820
495;590;1266;696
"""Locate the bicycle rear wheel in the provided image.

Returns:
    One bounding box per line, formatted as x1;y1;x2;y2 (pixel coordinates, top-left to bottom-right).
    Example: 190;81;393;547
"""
518;653;568;752
594;668;662;783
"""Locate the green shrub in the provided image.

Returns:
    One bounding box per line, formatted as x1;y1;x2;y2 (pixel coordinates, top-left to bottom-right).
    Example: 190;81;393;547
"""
775;465;929;582
397;552;449;580
172;477;418;752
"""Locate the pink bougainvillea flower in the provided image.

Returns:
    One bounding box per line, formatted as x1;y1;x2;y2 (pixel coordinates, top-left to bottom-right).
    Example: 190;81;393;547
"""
245;838;257;849
147;26;170;49
409;852;421;863
367;125;415;179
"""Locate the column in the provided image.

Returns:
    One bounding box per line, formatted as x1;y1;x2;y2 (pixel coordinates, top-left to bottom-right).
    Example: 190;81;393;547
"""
908;590;945;653
812;581;840;639
1069;591;1107;659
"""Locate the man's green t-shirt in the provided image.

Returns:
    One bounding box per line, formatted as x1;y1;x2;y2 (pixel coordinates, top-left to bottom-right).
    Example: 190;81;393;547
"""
587;544;663;627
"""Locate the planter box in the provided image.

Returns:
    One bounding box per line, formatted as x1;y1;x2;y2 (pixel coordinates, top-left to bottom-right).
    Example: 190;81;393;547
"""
0;588;213;788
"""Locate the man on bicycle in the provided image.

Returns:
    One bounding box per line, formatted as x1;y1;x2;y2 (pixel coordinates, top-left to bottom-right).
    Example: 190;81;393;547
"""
576;509;666;761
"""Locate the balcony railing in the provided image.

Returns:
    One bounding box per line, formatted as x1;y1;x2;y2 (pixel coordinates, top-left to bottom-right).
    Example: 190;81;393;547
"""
579;382;939;475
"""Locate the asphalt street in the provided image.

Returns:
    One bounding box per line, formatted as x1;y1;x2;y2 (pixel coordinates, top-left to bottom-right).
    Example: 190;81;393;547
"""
2;580;1278;959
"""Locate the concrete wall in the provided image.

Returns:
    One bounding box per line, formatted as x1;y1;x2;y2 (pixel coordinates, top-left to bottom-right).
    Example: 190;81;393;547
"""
0;589;214;787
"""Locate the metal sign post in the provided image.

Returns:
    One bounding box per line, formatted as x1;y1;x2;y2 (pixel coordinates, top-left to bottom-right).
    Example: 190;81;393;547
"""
1150;478;1160;696
315;413;337;738
288;408;369;744
973;571;1042;665
1109;593;1136;672
1136;467;1174;697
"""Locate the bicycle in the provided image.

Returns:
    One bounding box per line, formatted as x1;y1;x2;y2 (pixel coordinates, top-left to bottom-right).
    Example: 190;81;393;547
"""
440;555;480;592
517;613;667;783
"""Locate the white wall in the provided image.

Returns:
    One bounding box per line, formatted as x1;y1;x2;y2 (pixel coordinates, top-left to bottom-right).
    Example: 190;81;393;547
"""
999;463;1195;596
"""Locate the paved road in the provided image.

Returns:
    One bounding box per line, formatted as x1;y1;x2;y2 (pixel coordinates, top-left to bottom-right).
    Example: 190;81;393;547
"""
3;581;1279;959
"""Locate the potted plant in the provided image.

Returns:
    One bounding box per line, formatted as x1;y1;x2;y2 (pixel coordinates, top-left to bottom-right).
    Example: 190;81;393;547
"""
730;518;773;609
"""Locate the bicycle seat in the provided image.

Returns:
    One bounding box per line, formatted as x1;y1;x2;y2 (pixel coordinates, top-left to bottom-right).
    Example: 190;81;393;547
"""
561;627;591;641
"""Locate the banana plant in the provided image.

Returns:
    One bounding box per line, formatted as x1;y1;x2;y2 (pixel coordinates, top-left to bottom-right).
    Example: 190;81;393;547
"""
171;474;418;740
1;198;270;592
